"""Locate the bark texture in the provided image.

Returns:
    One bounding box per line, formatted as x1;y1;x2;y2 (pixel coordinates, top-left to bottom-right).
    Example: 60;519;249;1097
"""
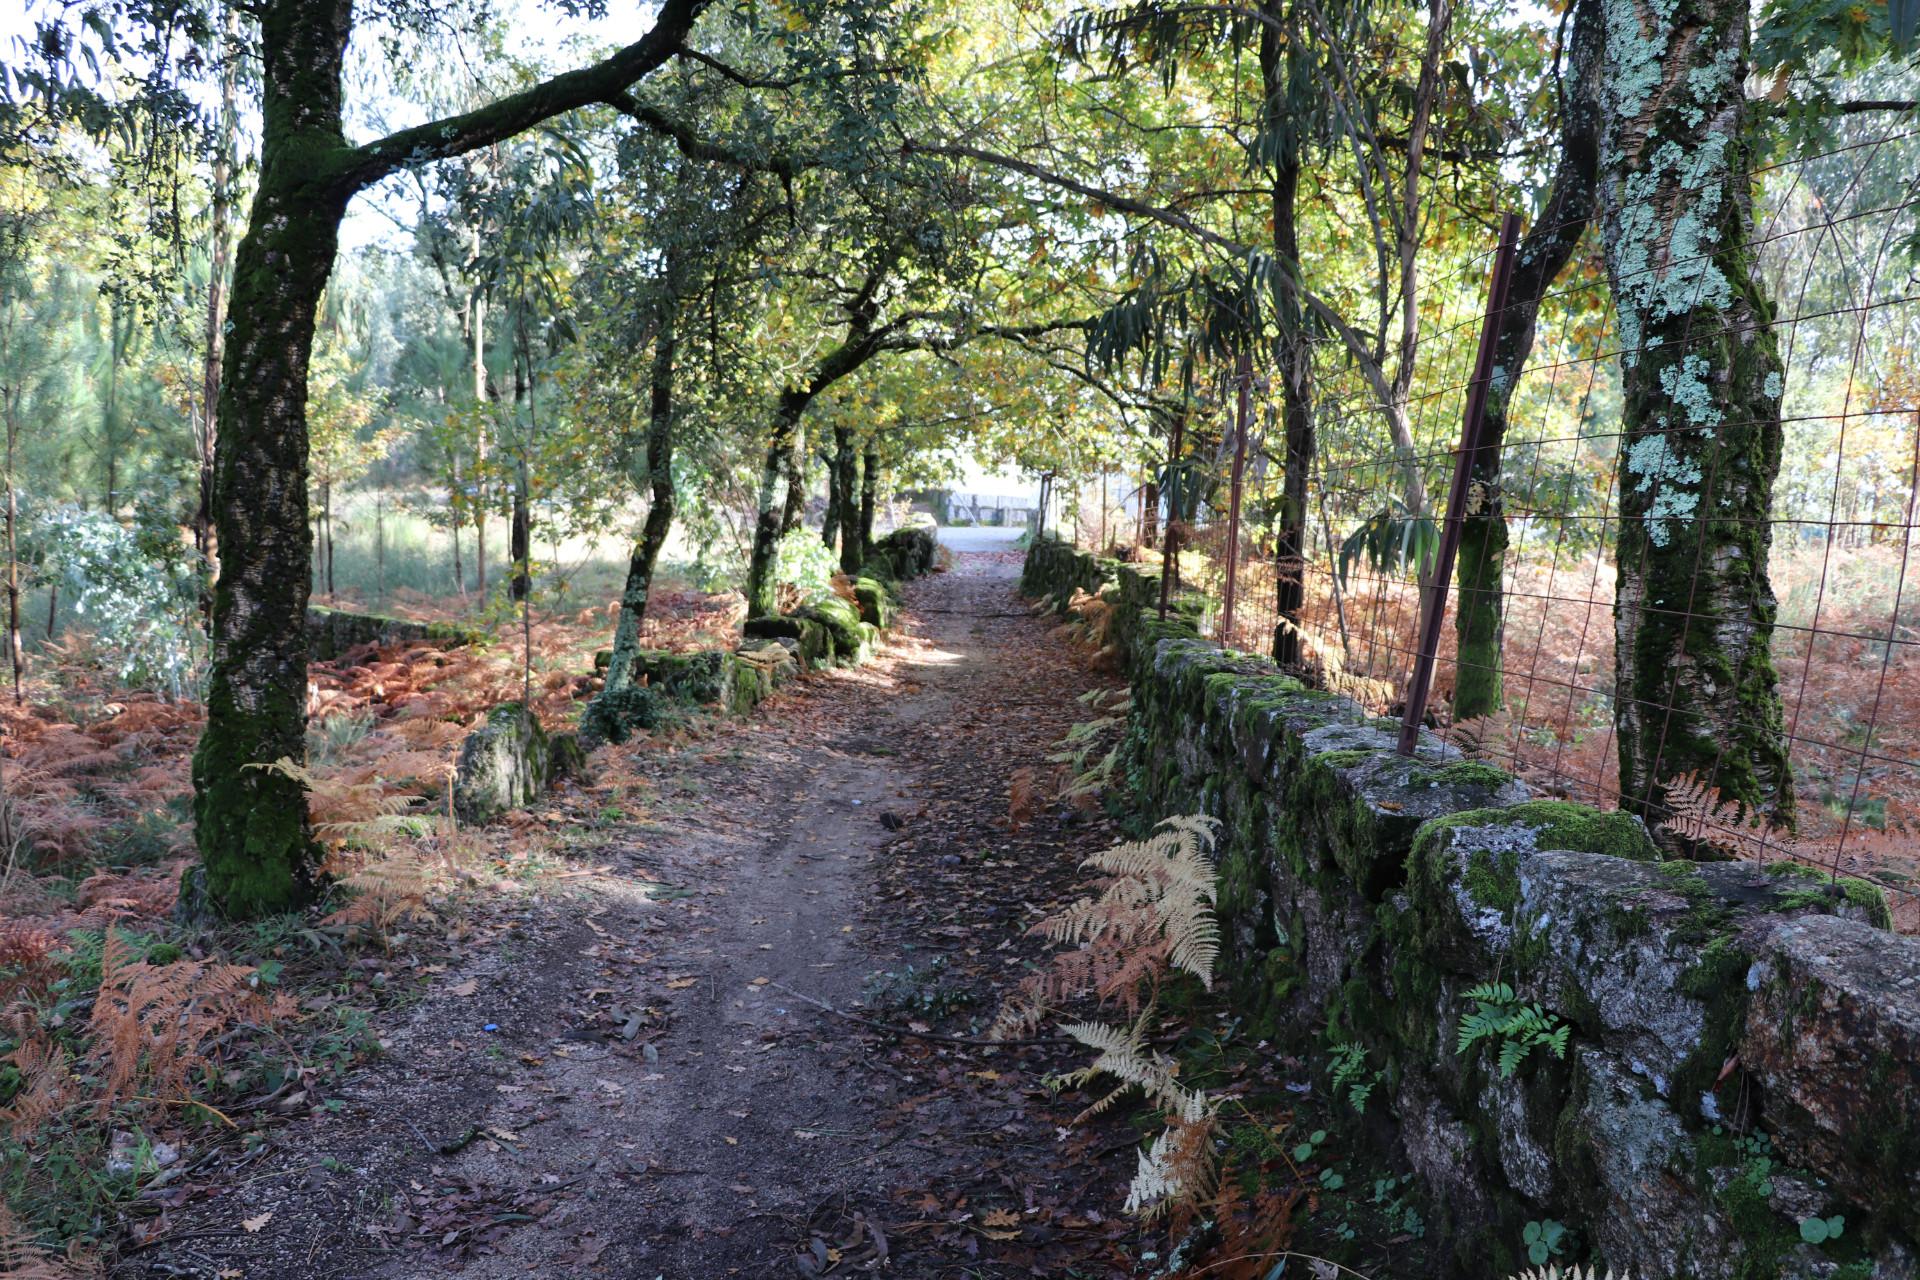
1452;0;1603;721
1597;0;1793;826
833;426;862;574
190;0;354;915
746;390;809;618
190;0;706;916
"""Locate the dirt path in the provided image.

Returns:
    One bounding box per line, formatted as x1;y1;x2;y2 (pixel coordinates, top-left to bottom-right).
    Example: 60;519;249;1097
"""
127;549;1142;1280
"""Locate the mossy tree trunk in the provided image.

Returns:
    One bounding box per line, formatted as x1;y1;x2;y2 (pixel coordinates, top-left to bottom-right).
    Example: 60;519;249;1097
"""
1597;0;1793;827
190;0;706;916
746;389;811;618
779;416;808;536
832;425;861;572
1259;0;1316;668
858;444;879;556
600;300;679;695
191;0;356;916
1451;0;1603;722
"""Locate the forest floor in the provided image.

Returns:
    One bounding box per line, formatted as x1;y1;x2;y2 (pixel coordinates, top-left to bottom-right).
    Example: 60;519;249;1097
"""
118;546;1165;1280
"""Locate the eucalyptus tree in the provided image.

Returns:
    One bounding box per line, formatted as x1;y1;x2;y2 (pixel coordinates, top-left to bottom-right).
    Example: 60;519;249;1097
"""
1450;0;1605;721
1004;0;1537;662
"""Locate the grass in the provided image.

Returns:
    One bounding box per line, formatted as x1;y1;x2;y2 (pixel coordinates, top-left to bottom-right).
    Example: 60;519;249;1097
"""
314;489;746;614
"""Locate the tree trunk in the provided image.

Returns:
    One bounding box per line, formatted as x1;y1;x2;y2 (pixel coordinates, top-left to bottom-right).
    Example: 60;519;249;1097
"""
1158;409;1187;618
1140;478;1158;548
1599;0;1793;827
195;7;240;586
191;0;356;917
4;390;22;702
510;357;531;605
471;280;489;597
601;304;679;692
746;392;807;618
510;457;531;603
374;489;385;603
1262;1;1317;667
450;451;466;595
858;445;878;555
1452;0;1603;722
779;416;807;535
321;481;335;596
821;442;841;551
834;427;862;574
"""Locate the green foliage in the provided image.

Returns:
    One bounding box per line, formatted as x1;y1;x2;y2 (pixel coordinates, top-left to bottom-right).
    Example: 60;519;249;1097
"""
1454;982;1571;1078
25;501;204;696
772;527;841;606
1337;498;1439;591
1799;1213;1847;1244
1522;1218;1569;1266
1327;1040;1378;1113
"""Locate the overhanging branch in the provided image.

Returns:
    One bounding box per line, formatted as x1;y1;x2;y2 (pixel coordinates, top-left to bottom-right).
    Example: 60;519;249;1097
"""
337;0;708;192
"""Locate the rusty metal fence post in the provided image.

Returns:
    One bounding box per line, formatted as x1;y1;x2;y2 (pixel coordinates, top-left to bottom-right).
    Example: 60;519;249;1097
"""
1398;212;1523;756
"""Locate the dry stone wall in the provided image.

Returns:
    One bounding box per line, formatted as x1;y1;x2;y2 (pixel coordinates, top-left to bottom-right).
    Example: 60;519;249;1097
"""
1021;534;1919;1280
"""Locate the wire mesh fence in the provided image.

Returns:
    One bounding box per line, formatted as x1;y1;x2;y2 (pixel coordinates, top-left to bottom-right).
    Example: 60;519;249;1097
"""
1074;127;1920;930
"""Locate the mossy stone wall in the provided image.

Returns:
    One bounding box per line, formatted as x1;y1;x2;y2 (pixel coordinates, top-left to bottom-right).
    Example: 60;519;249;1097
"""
1023;536;1918;1280
306;605;488;661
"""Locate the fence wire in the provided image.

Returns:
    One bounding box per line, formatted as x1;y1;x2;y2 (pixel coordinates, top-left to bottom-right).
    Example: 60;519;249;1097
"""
1081;130;1920;931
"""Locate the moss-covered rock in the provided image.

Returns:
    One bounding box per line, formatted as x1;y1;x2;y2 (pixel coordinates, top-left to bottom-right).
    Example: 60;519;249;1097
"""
1743;914;1920;1241
874;523;937;579
852;577;893;628
454;702;552;823
744;614;831;669
578;684;661;748
307;605;487;661
801;596;866;662
547;731;588;782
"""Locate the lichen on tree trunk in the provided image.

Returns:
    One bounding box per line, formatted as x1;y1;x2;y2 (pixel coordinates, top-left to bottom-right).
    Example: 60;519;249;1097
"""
858;445;879;555
1597;0;1793;827
833;427;862;574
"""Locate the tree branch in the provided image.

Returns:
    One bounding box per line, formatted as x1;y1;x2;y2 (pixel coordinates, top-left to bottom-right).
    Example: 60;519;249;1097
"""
606;91;798;176
336;0;708;193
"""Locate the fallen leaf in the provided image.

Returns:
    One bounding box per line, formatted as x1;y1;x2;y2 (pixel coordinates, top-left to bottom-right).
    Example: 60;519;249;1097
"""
448;978;478;997
241;1212;272;1234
